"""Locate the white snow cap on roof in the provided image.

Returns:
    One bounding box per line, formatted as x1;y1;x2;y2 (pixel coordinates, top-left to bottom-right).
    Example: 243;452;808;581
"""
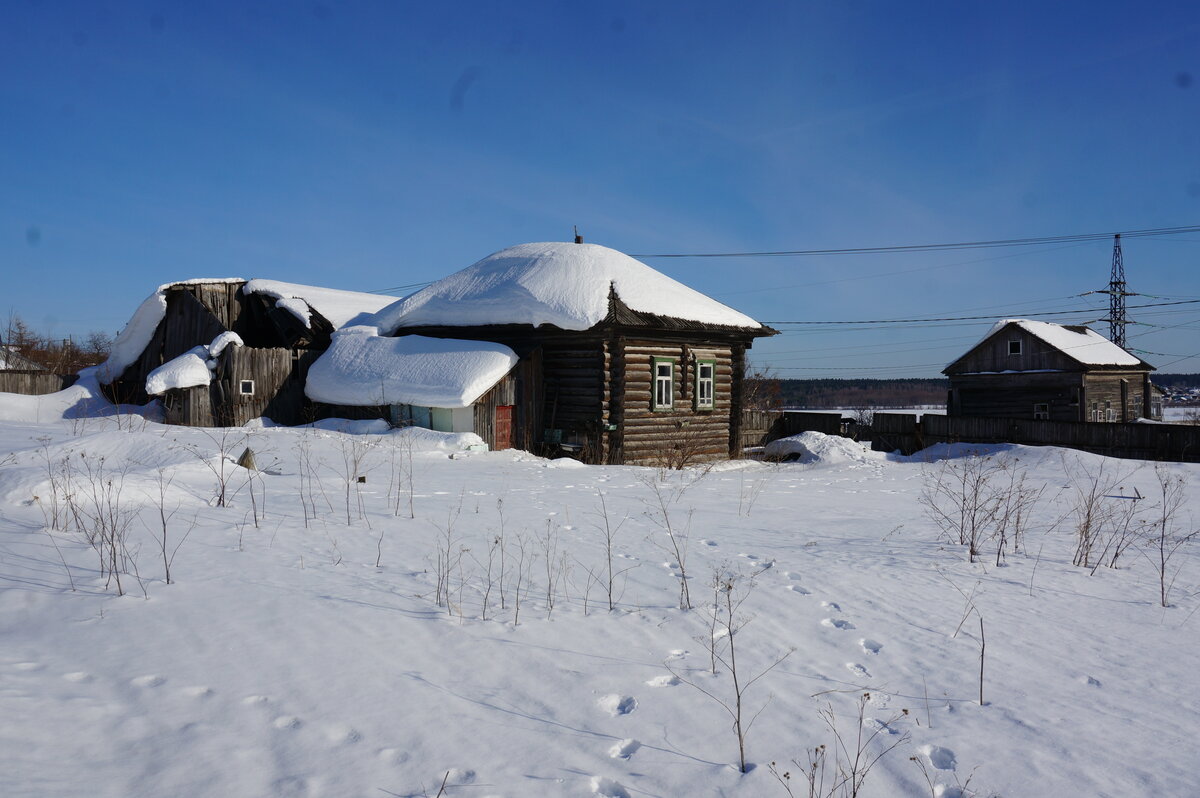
99;278;393;385
305;332;519;409
243;279;395;330
370;242;762;332
98;278;244;385
971;319;1144;368
144;332;244;396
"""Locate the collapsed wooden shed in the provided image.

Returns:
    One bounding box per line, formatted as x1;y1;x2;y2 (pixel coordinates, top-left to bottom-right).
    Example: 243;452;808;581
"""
98;279;392;426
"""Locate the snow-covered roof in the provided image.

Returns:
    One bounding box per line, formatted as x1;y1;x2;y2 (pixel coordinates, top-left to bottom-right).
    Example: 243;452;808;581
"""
98;279;243;385
243;279;394;330
369;242;762;333
951;319;1146;370
99;278;394;385
305;331;519;409
145;347;213;395
144;332;244;395
0;345;45;371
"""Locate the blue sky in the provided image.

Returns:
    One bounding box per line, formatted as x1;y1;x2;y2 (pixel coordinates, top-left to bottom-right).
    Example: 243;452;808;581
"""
3;1;1199;377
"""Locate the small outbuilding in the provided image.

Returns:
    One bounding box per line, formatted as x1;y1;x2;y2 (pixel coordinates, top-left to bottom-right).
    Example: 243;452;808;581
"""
943;319;1161;423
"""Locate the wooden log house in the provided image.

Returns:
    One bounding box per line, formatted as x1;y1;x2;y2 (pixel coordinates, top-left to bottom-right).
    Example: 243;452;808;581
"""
318;241;776;465
944;319;1162;423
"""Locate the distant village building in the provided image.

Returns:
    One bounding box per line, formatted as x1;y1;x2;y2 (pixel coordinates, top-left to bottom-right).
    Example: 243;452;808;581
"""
943;319;1163;422
0;343;46;372
0;342;76;395
308;241;776;464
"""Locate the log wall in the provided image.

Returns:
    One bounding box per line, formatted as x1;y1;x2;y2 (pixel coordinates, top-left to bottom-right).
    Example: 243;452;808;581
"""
617;339;734;466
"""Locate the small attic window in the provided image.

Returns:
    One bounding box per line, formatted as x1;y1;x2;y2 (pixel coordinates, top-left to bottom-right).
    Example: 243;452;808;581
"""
1008;340;1022;356
239;380;255;396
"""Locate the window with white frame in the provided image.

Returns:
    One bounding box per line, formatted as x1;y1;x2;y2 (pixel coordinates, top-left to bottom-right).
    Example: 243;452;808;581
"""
239;379;255;396
1033;402;1049;420
653;358;674;410
1090;401;1099;422
694;360;715;410
1105;400;1114;422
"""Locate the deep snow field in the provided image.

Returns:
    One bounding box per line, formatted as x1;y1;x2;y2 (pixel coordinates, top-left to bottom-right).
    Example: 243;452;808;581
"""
2;382;1199;797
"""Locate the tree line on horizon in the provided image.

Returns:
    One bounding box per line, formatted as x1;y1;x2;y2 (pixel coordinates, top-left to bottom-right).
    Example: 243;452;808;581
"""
2;315;113;375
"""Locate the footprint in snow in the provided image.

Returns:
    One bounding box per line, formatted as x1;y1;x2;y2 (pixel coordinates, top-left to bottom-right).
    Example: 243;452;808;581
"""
591;776;631;798
918;744;957;771
272;715;302;730
598;694;637;716
242;695;270;706
785;584;812;595
609;738;641;759
820;600;841;611
13;662;44;672
738;553;759;561
181;685;214;698
859;639;882;655
821;618;855;631
131;675;165;688
62;672;92;683
324;723;361;744
442;769;476;786
667;649;689;660
700;539;718;547
846;663;870;678
645;674;679;688
376;748;411;765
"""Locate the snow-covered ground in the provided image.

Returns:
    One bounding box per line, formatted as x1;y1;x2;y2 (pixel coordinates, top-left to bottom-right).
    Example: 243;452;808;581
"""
2;385;1199;797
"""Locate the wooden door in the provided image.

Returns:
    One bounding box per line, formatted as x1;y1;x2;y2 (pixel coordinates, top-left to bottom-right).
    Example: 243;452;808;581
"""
494;405;514;450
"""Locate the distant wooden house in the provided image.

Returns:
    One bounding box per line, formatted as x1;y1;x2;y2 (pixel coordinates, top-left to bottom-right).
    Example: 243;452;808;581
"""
943;319;1162;423
311;241;776;464
99;279;393;426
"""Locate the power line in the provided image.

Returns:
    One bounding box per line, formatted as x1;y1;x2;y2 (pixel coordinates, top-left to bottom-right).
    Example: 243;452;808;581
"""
632;224;1200;259
764;298;1200;326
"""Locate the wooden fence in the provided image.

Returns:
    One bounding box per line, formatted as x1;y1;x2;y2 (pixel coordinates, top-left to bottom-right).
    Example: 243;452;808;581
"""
740;410;846;451
0;371;77;395
871;412;1200;463
741;408;1200;463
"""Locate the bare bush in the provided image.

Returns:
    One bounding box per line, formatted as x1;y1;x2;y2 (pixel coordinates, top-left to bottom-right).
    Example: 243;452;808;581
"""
920;454;1010;562
1065;457;1143;570
670;570;793;773
179;428;244;508
591;490;633;611
771;693;910;798
644;473;703;609
72;452;139;595
1145;464;1198;608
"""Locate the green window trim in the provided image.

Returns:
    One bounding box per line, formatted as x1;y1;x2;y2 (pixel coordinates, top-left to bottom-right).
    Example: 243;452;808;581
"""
652;357;675;410
694;359;715;411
